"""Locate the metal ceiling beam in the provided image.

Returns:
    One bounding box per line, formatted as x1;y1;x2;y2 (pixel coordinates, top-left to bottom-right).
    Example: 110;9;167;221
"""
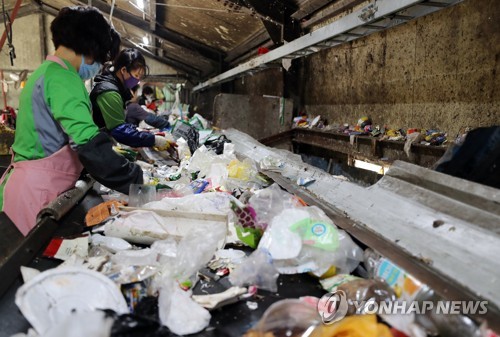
291;0;337;20
225;28;270;64
193;0;463;92
148;0;156;31
75;0;224;63
301;0;366;29
122;38;201;78
36;2;199;75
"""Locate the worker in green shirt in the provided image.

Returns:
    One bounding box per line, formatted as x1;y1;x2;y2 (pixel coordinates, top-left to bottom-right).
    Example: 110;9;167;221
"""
0;6;143;236
90;48;175;149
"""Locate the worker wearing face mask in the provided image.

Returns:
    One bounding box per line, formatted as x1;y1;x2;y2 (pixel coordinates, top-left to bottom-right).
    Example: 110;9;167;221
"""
90;48;175;150
137;86;157;112
0;6;143;236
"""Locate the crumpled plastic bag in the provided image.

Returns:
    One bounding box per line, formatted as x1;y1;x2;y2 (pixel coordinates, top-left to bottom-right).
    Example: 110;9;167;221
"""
105;209;225;246
173;222;227;282
158;281;211;335
175;137;191;160
248;183;297;229
188;145;236;177
229;249;279;292
227;158;258;181
145;192;232;215
258;206;363;276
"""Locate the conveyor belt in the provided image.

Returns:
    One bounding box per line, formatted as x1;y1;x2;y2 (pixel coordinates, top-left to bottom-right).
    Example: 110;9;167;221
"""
225;127;500;332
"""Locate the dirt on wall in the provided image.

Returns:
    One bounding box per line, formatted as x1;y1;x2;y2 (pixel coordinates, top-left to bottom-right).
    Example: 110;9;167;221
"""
302;0;500;138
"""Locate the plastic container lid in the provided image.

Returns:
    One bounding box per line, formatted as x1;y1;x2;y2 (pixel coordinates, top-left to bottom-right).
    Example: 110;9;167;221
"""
15;267;129;335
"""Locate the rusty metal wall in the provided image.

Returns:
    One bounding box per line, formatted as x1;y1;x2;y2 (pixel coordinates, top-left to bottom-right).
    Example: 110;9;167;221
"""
213;93;293;140
233;68;284;97
302;0;500;138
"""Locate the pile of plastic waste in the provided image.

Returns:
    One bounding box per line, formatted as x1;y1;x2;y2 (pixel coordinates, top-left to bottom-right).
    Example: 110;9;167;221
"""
11;115;493;337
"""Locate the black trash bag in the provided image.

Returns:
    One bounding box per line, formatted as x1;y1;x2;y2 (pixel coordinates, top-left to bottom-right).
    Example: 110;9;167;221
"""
171;120;199;154
435;126;500;188
204;135;232;155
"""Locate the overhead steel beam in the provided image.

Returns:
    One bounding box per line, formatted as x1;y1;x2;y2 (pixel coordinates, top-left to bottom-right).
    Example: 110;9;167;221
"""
225;28;270;64
148;0;156;31
122;38;201;78
301;0;366;29
291;0;338;20
76;0;224;63
193;0;463;92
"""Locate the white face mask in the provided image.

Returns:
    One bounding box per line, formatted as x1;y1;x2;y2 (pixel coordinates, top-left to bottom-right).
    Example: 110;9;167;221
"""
145;95;153;102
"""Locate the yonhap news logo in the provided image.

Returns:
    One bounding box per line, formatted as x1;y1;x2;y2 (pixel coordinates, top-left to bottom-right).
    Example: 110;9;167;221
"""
317;290;349;324
318;290;489;325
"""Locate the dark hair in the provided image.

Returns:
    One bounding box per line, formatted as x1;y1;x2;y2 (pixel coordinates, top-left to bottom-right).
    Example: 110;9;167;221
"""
131;85;140;94
51;6;120;64
142;86;154;95
112;48;149;77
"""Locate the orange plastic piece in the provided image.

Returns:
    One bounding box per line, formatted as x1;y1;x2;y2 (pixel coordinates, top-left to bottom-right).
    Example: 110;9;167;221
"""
85;200;123;227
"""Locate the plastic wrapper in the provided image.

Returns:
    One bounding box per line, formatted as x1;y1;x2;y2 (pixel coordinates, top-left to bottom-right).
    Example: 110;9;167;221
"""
229;249;279;292
121;281;150;313
171;221;227;282
145;191;234;215
91;234;132;253
188;145;236;178
364;249;424;301
231;198;263;248
248;183;297;229
205;162;229;188
158;280;211;335
106;265;159;284
111;249;159;267
175;137;191;160
150;238;178;264
228;158;258;181
259;156;285;171
258;206;363;276
105;209;223;245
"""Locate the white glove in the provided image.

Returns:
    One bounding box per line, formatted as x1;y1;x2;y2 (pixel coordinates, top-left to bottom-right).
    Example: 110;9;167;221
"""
154;135;170;150
163;132;175;142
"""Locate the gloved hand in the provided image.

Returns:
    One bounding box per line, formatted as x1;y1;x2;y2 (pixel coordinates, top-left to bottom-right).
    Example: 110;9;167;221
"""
154;135;171;151
155;131;175;143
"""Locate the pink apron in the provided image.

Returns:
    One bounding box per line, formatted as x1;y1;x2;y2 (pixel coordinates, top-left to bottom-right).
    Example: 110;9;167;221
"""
0;55;84;236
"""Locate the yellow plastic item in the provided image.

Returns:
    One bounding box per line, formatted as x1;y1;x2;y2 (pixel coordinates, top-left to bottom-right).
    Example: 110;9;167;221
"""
320;266;337;279
309;265;337;279
318;315;392;337
228;159;253;181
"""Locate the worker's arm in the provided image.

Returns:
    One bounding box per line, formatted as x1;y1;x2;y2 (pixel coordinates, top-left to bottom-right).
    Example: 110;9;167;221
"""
47;69;143;193
76;132;144;193
144;113;170;130
110;123;155;148
125;103;149;125
97;92;155;147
